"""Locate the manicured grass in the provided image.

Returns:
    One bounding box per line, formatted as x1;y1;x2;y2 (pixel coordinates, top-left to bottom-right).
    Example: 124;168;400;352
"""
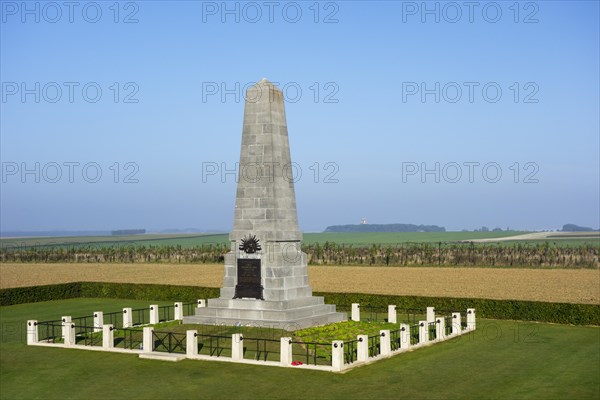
295;320;400;342
155;322;287;341
1;298;599;399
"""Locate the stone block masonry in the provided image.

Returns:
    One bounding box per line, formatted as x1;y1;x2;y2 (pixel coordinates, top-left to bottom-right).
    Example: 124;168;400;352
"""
185;79;345;330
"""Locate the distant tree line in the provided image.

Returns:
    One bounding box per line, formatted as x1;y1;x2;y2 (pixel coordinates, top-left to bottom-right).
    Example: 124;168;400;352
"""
562;224;597;232
1;242;598;268
111;229;146;236
324;224;445;233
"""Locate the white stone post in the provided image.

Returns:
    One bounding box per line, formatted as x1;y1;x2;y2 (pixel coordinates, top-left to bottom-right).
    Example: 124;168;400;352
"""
142;327;154;353
379;330;391;356
452;312;462;335
149;305;159;325
418;321;429;344
93;312;104;333
467;308;476;331
332;341;344;372
351;303;360;321
357;335;369;361
122;308;133;328
388;305;397;324
197;299;206;308
64;322;75;346
280;337;292;366
436;318;445;341
174;302;183;321
61;316;72;339
400;324;411;349
27;320;38;345
232;333;244;361
187;330;198;356
102;325;114;349
426;307;435;324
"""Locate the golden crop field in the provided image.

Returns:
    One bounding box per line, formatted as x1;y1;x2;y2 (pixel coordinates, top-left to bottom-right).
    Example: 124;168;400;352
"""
1;263;598;305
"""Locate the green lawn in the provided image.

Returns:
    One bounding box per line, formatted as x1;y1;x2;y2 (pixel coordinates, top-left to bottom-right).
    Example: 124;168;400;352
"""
1;298;598;399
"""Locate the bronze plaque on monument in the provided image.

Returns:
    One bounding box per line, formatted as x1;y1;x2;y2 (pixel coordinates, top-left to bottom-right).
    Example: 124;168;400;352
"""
234;258;263;300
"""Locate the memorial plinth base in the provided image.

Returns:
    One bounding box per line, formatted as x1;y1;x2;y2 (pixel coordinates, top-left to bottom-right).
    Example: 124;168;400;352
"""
183;296;347;331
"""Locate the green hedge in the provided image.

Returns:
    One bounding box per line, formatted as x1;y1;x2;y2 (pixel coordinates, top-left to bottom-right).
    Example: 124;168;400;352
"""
78;282;219;302
315;292;600;326
0;283;83;305
1;282;598;325
0;282;219;306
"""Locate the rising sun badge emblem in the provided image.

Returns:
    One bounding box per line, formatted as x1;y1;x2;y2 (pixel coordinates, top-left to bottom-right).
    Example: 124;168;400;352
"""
239;234;261;254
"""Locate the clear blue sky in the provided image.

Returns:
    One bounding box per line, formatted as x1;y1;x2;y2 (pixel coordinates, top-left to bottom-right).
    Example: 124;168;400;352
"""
1;0;598;233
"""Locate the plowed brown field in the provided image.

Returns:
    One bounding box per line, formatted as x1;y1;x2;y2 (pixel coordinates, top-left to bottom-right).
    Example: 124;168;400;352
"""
1;263;598;304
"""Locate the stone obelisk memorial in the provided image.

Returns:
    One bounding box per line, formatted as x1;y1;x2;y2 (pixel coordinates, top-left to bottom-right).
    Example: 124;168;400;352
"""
185;79;346;330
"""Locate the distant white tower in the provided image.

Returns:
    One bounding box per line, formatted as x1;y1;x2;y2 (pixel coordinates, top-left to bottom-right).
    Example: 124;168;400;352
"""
360;217;368;225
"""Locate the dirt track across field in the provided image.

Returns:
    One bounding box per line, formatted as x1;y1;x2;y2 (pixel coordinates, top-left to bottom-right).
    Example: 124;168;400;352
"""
464;231;600;243
1;263;598;304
